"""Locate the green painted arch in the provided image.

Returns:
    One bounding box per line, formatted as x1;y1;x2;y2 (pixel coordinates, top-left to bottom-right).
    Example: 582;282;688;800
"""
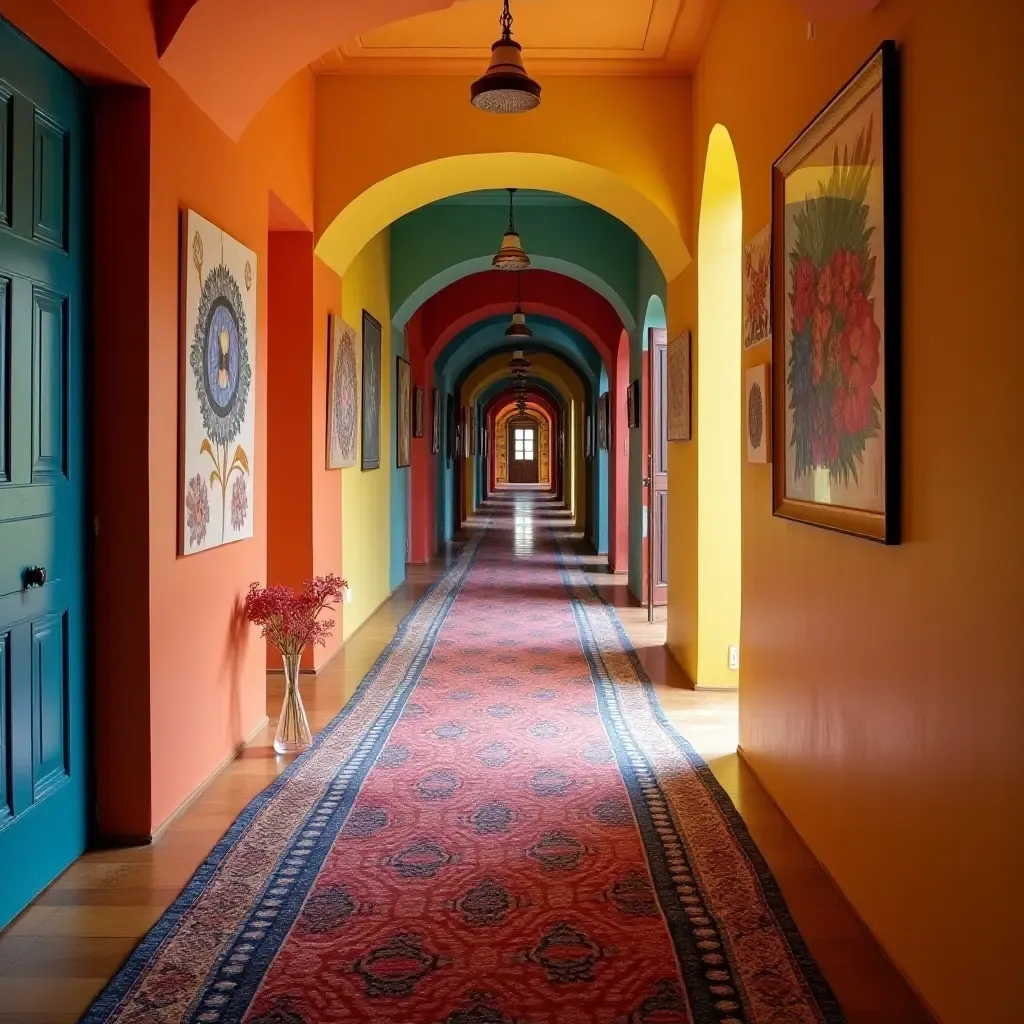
393;255;635;334
391;199;640;332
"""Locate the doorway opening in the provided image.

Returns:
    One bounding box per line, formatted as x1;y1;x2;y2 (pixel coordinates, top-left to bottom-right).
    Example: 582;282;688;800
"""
696;123;742;689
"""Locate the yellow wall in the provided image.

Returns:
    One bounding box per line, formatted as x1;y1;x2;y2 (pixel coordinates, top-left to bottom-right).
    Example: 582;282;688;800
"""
340;230;392;640
695;125;743;688
314;75;693;280
668;1;1024;1021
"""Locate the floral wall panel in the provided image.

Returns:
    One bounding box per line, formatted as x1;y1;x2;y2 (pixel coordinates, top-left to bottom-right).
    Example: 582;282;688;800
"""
180;209;257;555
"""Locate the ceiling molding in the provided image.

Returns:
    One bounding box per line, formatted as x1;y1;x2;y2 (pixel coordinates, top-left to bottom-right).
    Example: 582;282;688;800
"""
311;0;719;75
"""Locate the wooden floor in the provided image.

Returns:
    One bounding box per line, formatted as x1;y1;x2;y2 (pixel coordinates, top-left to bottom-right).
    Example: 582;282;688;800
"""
0;517;935;1024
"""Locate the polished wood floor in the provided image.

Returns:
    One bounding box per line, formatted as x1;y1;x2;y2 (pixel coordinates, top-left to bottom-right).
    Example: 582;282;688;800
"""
0;500;935;1023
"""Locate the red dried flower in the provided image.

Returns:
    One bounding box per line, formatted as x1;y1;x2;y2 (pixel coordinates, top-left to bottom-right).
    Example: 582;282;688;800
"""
243;574;348;656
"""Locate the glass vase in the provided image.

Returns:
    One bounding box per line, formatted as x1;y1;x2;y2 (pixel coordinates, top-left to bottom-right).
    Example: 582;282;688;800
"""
274;652;312;755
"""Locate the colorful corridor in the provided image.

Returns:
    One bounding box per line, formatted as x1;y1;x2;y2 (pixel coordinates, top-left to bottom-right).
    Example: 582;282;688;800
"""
82;493;838;1024
0;3;1019;1023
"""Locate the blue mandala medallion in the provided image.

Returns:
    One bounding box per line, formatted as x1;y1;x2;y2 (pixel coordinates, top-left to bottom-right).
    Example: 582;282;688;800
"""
191;263;252;447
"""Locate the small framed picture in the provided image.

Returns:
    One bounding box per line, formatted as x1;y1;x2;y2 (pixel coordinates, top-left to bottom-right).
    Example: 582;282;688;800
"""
412;386;424;438
431;388;441;455
746;363;771;463
626;379;641;429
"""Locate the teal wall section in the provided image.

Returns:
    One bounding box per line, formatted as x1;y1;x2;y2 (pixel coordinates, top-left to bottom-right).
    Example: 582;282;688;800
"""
630;245;667;601
391;198;640;331
390;329;408;591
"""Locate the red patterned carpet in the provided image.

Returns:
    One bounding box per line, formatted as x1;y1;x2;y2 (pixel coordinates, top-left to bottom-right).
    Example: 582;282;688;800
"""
83;493;843;1024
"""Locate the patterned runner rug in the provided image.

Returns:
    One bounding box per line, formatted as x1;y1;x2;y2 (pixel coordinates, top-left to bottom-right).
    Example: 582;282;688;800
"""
83;521;843;1024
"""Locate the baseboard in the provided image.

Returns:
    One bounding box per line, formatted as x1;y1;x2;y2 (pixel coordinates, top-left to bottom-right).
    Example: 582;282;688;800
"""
735;746;944;1024
110;715;269;847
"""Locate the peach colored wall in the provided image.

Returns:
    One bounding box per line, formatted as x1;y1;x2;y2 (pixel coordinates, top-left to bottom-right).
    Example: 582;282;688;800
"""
311;256;344;669
668;1;1024;1021
148;70;315;831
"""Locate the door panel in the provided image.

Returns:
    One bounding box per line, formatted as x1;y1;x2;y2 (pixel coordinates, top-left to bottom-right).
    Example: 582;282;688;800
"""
0;19;87;930
648;328;668;607
508;421;538;484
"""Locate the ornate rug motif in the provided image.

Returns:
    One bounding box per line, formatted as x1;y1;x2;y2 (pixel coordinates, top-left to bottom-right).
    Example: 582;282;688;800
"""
82;520;843;1024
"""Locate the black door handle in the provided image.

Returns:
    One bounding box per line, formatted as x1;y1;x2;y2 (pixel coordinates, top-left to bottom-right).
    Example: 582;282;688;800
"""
23;566;47;589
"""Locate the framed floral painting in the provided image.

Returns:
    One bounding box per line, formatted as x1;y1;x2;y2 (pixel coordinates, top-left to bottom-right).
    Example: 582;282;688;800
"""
772;41;900;543
179;209;256;556
743;226;771;349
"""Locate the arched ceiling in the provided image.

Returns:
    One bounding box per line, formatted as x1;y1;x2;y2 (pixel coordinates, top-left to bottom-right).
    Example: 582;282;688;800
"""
481;380;567;418
391;195;639;330
419;271;623;373
318;154;689;282
437;316;603;395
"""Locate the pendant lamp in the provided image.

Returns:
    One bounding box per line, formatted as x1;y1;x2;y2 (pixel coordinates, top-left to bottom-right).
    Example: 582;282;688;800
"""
470;0;541;114
509;349;532;375
492;189;530;272
505;271;532;337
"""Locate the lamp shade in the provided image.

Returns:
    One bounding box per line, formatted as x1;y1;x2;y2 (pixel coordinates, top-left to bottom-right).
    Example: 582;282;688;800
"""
470;35;541;114
492;232;530;271
505;307;532;338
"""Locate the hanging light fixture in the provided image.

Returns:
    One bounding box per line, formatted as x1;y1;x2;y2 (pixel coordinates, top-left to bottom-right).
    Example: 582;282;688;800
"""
509;349;532;375
470;0;541;114
505;271;532;338
492;189;530;272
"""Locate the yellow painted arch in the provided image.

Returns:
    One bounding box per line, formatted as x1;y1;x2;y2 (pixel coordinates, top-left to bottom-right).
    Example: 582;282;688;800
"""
316;153;690;283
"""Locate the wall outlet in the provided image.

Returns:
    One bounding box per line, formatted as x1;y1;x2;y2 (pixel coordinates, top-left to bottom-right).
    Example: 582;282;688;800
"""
728;645;740;671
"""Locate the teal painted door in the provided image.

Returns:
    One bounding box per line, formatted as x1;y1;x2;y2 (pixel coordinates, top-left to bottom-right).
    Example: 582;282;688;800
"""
0;20;88;929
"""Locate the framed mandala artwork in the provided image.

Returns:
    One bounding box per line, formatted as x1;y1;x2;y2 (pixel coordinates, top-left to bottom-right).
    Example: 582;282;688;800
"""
772;41;900;543
327;314;358;469
746;363;770;463
179;209;256;556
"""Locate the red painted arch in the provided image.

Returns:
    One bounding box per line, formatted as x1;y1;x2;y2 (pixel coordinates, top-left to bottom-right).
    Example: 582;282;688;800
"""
420;270;621;372
407;269;629;572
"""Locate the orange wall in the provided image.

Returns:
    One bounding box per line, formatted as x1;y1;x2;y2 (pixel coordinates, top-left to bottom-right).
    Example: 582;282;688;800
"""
148;69;315;831
0;0;319;835
268;232;315;671
668;1;1024;1021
